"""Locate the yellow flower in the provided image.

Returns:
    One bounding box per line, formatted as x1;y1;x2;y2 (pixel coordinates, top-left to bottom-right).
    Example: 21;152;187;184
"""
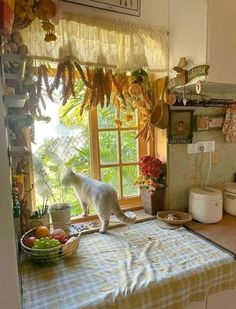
125;114;133;121
114;119;122;128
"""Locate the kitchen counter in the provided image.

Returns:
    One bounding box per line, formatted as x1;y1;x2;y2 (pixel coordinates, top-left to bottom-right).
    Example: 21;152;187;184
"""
20;220;236;309
185;213;236;258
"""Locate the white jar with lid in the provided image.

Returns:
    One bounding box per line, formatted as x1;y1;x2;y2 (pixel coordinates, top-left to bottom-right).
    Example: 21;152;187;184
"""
223;183;236;216
189;187;223;223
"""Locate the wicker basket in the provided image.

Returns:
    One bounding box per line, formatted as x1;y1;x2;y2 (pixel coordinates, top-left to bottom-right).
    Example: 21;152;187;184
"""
21;223;81;265
157;211;192;225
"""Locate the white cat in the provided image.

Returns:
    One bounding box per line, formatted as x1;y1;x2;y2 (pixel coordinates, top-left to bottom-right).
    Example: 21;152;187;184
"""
62;170;136;233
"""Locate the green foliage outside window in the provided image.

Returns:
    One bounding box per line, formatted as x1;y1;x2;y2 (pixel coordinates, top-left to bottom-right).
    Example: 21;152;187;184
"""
33;80;139;216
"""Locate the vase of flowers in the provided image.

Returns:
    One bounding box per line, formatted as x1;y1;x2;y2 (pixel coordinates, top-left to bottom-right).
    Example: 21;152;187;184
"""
135;155;166;215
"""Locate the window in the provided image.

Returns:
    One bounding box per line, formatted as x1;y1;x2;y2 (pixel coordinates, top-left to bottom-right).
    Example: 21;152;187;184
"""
32;100;151;217
90;105;149;208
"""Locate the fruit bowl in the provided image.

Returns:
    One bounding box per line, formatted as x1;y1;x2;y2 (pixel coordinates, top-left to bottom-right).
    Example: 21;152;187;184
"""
21;223;81;265
156;211;192;225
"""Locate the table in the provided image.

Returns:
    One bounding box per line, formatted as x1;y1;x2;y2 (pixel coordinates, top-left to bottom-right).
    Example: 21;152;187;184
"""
20;221;236;309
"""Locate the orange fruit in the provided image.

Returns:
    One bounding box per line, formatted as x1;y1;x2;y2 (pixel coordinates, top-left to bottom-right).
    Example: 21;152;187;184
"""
35;226;50;239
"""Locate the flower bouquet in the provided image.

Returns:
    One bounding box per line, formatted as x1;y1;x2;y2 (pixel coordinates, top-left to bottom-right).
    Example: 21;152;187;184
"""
135;155;166;215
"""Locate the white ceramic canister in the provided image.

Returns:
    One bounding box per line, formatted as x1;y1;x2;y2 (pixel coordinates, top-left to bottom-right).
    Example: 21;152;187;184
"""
189;187;223;223
223;183;236;216
50;203;71;229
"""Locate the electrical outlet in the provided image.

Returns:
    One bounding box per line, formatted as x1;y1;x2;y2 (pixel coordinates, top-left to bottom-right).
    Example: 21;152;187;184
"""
203;141;215;152
187;141;215;154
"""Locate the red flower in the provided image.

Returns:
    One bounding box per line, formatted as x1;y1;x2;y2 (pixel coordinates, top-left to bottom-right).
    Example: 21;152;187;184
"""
139;155;163;179
135;155;166;192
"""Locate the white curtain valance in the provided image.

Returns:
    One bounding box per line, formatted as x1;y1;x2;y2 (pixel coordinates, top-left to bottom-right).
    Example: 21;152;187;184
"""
20;13;168;72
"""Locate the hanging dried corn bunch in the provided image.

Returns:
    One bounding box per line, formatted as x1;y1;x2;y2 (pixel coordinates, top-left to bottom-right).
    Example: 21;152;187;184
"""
77;67;113;115
37;64;53;101
46;61;155;142
49;61;77;105
110;72;127;106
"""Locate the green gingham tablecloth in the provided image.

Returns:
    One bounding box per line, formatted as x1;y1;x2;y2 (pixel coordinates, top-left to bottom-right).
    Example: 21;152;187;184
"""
20;221;236;309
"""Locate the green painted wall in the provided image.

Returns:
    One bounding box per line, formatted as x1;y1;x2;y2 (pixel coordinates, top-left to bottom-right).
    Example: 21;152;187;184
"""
167;107;236;211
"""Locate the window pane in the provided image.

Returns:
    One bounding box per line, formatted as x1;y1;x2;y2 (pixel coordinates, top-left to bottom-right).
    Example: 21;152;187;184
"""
122;165;139;197
99;131;118;164
121;130;138;163
33;113;91;217
98;106;116;128
101;167;119;194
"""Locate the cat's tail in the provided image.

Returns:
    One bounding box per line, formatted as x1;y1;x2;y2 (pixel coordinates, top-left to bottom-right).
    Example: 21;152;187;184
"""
112;203;136;225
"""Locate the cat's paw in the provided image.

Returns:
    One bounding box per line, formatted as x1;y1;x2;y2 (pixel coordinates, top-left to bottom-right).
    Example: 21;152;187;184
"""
99;228;106;234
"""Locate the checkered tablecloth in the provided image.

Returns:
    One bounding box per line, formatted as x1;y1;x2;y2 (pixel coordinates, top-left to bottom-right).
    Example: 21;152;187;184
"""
20;221;236;309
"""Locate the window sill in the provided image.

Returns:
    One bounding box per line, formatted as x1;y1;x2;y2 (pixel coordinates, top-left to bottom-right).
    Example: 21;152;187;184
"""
71;204;143;223
72;208;156;235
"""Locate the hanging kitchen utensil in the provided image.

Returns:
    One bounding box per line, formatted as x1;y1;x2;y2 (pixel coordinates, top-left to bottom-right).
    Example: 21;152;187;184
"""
150;76;169;129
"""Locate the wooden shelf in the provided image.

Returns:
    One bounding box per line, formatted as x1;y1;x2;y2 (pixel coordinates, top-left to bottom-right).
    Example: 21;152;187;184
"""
9;146;31;157
0;54;25;87
3;95;26;108
0;54;23;62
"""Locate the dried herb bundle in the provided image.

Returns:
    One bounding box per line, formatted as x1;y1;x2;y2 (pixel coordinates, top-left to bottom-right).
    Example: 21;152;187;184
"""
34;61;155;141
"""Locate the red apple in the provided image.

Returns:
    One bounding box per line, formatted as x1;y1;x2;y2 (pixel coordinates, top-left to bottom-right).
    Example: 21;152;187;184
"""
24;236;37;248
60;237;69;244
51;228;66;243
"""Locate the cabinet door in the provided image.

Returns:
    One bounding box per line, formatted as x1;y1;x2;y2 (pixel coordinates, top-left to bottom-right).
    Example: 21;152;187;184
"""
207;0;236;84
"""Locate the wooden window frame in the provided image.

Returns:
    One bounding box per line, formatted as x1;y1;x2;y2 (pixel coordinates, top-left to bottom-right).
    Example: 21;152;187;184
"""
89;107;154;209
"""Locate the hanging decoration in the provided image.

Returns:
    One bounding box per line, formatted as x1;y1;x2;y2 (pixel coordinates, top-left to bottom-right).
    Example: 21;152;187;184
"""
0;0;15;36
168;57;209;90
3;24;165;142
3;30;51;144
34;62;157;141
13;0;60;42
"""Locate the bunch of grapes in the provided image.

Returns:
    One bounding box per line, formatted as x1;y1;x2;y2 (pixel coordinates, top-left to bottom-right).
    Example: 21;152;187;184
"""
32;237;61;249
31;237;61;265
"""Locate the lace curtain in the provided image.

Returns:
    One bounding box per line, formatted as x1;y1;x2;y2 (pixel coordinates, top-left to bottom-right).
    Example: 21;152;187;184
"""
20;13;168;72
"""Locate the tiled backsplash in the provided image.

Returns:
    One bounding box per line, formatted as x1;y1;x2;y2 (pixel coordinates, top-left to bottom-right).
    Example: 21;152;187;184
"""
167;107;236;211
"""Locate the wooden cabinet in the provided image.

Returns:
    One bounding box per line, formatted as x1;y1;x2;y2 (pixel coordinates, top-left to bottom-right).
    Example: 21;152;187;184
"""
207;0;236;84
169;0;236;85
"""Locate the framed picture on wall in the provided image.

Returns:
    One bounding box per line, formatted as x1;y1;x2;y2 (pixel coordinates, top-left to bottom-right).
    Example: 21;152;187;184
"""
195;114;224;131
168;110;194;144
62;0;141;16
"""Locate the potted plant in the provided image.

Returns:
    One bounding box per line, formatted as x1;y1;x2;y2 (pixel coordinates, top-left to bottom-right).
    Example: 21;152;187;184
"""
29;199;49;228
134;155;166;215
47;194;71;229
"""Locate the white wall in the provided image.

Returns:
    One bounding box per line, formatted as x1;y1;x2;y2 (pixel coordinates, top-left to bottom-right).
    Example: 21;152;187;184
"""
60;0;168;27
168;0;208;77
207;0;236;83
0;86;21;308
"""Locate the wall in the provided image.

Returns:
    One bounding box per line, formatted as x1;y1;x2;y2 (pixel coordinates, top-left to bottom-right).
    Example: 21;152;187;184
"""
168;0;207;77
167;107;236;211
167;0;236;211
60;0;168;27
0;85;21;308
207;0;236;83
